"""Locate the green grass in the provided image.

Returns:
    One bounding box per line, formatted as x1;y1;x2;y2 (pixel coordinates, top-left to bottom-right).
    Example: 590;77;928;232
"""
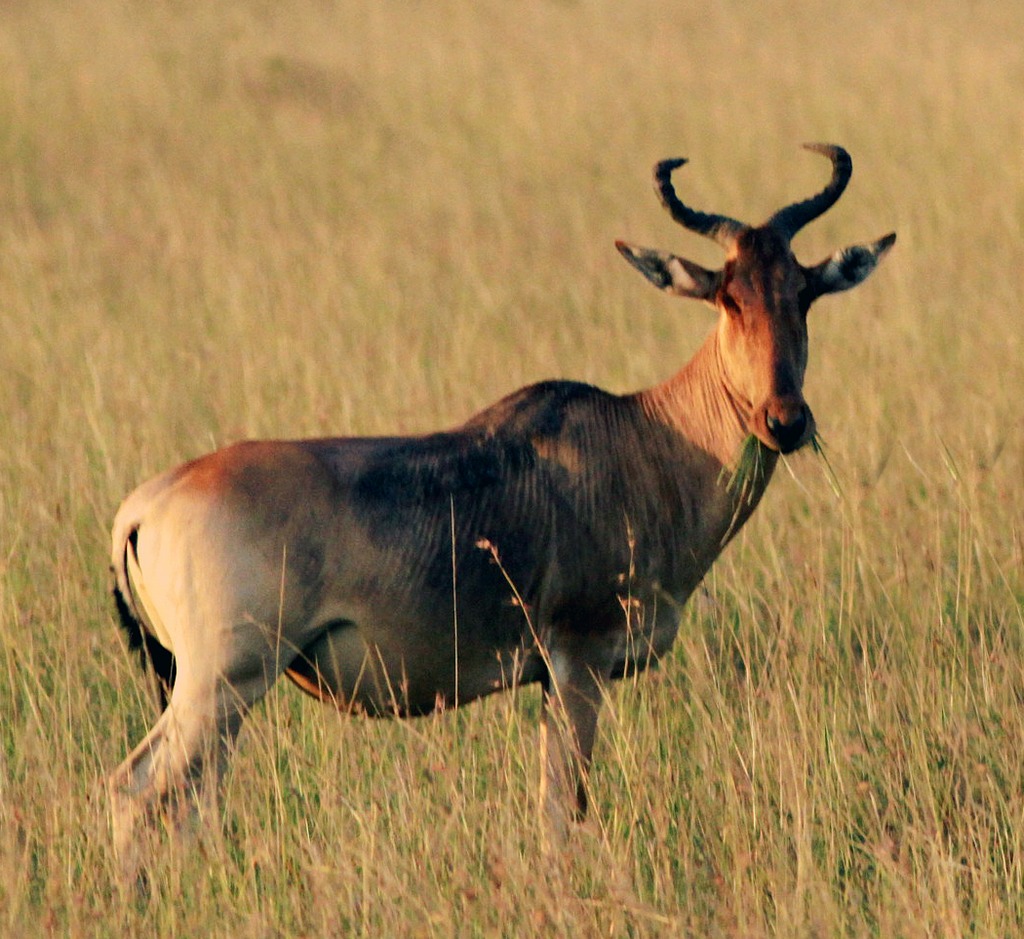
2;0;1024;934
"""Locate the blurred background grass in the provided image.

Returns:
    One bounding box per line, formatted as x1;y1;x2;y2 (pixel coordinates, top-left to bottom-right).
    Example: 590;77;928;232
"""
1;0;1022;935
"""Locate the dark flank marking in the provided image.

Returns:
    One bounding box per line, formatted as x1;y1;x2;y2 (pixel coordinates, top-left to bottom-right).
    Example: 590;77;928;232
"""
355;381;599;505
479;379;599;437
354;434;532;504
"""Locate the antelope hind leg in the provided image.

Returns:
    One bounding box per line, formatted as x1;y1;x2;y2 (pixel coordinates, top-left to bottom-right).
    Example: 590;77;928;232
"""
108;671;245;880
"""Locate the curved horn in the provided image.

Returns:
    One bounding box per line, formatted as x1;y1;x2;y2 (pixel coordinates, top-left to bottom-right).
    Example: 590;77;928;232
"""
768;143;853;240
654;158;745;249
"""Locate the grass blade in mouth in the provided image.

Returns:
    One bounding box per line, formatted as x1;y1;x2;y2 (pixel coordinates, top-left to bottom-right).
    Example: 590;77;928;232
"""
720;433;769;508
809;432;844;500
719;432;839;545
717;434;769;545
721;432;841;505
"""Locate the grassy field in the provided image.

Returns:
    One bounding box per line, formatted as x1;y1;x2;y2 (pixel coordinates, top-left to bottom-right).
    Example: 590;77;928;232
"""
2;0;1023;934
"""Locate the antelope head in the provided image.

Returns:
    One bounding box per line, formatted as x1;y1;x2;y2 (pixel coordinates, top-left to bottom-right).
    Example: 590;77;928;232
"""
618;144;895;454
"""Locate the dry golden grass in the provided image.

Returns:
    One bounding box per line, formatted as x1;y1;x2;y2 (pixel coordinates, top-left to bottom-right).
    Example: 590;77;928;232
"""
1;0;1023;935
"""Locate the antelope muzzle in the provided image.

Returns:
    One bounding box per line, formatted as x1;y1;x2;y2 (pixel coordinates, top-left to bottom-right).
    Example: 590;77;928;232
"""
759;395;815;454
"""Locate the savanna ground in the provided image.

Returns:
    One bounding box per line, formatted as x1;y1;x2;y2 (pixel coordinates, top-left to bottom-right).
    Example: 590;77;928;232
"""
1;1;1023;935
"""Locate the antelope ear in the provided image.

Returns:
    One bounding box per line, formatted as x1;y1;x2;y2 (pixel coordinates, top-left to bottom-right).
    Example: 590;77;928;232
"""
616;241;719;302
804;231;896;299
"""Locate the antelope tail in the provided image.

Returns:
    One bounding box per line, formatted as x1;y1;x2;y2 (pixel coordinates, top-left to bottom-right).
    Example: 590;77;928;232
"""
110;512;176;708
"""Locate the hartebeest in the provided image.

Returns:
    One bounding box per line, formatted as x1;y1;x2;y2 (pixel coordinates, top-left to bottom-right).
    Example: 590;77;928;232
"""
108;144;893;858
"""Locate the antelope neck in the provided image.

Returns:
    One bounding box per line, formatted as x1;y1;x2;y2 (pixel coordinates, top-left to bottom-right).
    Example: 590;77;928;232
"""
635;330;771;471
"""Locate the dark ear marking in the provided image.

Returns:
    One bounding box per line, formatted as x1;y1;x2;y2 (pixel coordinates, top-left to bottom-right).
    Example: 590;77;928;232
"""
616;241;674;290
615;241;719;301
803;231;896;300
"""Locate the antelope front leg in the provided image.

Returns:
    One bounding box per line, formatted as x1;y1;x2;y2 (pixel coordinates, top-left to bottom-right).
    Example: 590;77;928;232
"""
539;648;604;846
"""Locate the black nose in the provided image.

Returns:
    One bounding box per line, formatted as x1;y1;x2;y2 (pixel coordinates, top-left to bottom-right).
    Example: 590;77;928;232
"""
766;410;807;453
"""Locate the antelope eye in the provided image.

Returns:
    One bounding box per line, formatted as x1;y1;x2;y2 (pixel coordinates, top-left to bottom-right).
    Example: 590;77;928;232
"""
720;292;741;316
